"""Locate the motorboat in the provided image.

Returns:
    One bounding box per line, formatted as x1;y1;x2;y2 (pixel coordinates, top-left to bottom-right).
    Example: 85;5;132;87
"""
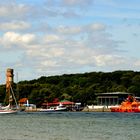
55;103;67;111
40;103;67;112
111;95;140;112
40;107;55;112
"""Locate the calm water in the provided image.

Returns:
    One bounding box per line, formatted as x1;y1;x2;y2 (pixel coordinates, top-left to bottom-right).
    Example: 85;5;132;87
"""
0;112;140;140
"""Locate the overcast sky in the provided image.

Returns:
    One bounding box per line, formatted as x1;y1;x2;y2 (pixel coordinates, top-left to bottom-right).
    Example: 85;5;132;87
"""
0;0;140;84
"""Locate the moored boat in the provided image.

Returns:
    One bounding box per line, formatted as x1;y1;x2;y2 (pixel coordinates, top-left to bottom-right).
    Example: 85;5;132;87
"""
40;103;67;112
55;103;67;111
111;95;140;112
0;109;18;114
40;107;55;112
0;69;19;114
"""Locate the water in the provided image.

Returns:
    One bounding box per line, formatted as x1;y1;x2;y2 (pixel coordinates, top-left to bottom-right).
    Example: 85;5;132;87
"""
0;112;140;140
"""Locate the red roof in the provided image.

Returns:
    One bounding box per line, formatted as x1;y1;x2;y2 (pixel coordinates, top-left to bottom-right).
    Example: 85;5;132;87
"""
19;98;28;103
60;100;75;105
42;100;75;106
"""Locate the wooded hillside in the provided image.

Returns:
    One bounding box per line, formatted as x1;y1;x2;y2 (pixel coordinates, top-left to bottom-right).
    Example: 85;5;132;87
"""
0;70;140;107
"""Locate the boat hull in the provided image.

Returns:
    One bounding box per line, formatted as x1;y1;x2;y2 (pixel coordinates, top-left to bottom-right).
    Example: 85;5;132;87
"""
111;95;140;113
40;103;68;112
40;108;67;112
111;107;140;113
55;109;67;111
0;110;18;114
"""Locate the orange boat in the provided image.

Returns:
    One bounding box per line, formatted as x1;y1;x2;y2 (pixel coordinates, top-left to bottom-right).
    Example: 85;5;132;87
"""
111;95;140;112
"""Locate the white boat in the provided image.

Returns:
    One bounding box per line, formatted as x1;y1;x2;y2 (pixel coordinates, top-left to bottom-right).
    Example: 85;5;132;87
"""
55;103;67;111
40;107;55;112
40;103;67;112
0;109;18;114
0;83;19;114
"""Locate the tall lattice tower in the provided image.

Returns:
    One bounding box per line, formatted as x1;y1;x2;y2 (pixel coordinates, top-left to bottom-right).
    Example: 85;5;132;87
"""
5;68;14;104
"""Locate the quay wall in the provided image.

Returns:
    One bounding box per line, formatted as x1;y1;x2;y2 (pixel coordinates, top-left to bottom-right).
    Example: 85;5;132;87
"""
82;105;114;112
22;106;113;112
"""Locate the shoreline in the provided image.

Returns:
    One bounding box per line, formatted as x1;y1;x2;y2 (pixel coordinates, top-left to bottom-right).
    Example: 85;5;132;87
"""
24;107;111;112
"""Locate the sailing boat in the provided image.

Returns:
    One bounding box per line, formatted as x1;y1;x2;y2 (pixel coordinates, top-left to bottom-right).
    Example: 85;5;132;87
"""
0;85;19;114
0;68;19;114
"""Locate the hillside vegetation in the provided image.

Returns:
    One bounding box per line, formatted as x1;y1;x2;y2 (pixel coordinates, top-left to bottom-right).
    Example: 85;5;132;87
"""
0;70;140;107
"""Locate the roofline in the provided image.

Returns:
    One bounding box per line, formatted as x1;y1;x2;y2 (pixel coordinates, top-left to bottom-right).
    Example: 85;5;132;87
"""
96;92;132;95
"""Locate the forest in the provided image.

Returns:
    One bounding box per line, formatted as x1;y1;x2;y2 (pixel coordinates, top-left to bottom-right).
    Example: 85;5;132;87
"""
0;70;140;107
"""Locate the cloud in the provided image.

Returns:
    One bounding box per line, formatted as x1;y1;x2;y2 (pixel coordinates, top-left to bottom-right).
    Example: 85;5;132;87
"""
0;21;30;31
43;0;94;18
0;32;36;49
45;0;94;7
0;0;139;83
0;2;30;20
62;0;94;7
43;34;62;43
0;21;124;72
95;55;125;66
55;23;106;35
56;25;82;34
89;23;106;31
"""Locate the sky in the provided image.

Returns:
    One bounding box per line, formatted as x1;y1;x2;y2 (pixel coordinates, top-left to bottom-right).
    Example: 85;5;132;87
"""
0;0;140;84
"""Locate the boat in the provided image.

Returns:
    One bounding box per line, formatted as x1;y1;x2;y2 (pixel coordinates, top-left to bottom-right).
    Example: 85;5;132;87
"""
0;83;19;114
40;107;56;112
0;69;19;114
110;95;140;112
55;103;67;111
0;108;18;114
40;103;67;112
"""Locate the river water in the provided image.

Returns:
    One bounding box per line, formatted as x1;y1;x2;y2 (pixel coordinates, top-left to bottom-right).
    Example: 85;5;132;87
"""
0;112;139;140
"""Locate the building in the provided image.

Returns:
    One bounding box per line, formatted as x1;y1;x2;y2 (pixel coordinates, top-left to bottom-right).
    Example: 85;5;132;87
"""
97;92;131;106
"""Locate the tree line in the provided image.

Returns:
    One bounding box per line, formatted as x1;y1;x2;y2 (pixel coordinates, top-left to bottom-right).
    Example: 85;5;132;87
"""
0;70;140;107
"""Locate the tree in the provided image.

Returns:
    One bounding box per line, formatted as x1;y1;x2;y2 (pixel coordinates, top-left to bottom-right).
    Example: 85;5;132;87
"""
127;86;140;96
0;70;139;106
